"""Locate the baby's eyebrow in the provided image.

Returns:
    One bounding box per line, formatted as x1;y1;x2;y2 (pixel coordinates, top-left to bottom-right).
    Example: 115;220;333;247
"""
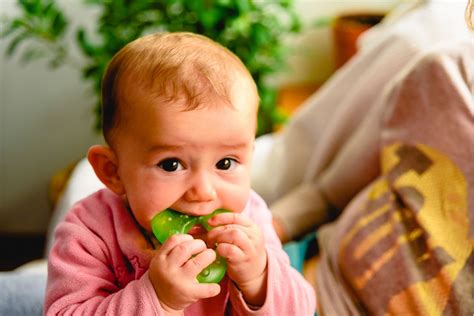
219;142;250;150
147;142;250;152
147;144;184;152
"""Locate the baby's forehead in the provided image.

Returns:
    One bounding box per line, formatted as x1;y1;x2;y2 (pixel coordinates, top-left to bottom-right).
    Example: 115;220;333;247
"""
119;57;257;108
111;89;257;145
120;78;257;115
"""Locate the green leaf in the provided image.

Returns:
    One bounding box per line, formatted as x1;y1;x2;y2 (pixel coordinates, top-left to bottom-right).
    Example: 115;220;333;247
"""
1;18;29;37
251;23;271;46
216;0;231;6
20;46;46;63
83;0;102;5
199;9;221;30
235;0;250;13
51;11;67;37
290;11;302;32
76;28;97;58
82;64;99;79
279;0;291;9
19;0;42;15
42;2;55;18
6;31;30;56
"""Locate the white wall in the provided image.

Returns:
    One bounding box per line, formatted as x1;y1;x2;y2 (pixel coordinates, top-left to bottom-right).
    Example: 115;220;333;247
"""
0;0;103;234
0;0;401;234
275;0;402;85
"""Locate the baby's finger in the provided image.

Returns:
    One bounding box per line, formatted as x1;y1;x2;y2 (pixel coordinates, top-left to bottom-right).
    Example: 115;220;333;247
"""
159;234;194;255
192;283;221;300
207;225;251;252
216;243;245;263
167;238;208;266
207;212;252;228
183;248;216;277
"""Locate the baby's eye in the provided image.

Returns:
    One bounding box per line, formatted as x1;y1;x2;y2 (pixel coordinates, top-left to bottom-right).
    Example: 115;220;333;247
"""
158;158;183;172
216;158;236;170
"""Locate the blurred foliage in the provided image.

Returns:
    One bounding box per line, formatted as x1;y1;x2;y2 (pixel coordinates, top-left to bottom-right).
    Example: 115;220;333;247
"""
1;0;301;136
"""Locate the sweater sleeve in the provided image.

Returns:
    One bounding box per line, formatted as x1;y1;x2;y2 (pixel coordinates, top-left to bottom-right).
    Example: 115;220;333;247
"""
44;198;164;315
228;192;316;315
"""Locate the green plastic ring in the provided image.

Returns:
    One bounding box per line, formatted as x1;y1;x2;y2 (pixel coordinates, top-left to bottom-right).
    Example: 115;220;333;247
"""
151;208;229;283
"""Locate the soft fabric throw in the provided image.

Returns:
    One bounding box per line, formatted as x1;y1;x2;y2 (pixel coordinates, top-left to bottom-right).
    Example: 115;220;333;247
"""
316;41;473;315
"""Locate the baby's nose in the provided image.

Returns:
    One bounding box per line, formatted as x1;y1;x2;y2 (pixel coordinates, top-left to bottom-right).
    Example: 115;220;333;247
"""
184;171;217;205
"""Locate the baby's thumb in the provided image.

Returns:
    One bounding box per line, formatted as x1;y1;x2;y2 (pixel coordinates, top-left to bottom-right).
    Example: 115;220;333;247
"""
198;283;221;298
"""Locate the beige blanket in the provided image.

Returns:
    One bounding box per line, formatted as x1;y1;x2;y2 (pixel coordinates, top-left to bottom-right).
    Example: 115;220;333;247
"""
316;40;474;315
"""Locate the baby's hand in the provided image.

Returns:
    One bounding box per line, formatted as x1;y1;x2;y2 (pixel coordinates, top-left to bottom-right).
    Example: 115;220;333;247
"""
206;213;268;306
148;234;221;313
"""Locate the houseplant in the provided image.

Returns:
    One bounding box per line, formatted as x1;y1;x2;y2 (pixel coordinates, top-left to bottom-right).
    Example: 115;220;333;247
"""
1;0;301;136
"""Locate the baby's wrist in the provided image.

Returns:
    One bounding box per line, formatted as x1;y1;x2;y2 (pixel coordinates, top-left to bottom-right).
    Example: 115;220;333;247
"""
235;267;268;307
149;273;183;316
159;300;184;316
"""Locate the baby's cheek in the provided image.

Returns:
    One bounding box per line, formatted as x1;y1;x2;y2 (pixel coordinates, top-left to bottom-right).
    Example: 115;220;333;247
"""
126;194;165;231
226;186;251;214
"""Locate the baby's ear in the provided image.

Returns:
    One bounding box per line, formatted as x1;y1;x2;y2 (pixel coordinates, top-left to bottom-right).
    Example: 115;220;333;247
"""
87;145;125;195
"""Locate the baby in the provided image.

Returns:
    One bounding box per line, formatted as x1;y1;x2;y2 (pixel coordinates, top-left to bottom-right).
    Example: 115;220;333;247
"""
45;32;315;315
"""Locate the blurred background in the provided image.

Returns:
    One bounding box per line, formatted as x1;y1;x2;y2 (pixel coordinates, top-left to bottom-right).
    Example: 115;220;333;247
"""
0;0;403;269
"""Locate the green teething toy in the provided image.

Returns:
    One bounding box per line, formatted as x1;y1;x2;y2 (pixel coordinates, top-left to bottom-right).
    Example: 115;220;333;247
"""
151;208;229;283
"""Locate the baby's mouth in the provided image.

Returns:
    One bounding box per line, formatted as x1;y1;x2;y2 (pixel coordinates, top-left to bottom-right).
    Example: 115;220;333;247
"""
187;224;207;238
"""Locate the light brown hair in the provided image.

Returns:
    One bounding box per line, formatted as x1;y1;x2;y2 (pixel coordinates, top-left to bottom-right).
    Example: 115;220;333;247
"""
101;32;257;143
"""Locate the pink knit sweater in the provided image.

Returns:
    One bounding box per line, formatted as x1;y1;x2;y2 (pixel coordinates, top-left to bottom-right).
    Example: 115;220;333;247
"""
45;189;315;315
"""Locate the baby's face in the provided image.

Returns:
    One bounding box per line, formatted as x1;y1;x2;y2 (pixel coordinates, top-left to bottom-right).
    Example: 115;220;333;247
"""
112;92;257;232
